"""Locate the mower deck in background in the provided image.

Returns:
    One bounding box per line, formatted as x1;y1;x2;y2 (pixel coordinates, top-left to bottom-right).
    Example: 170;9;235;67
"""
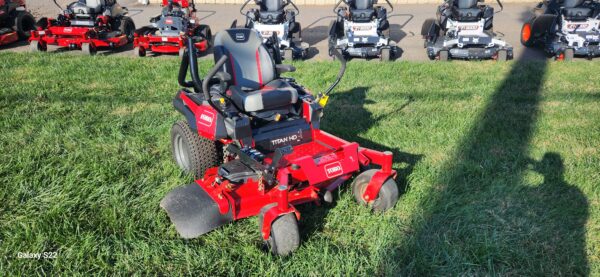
329;0;398;61
160;28;400;256
0;0;35;46
421;0;513;61
134;0;211;57
29;0;135;55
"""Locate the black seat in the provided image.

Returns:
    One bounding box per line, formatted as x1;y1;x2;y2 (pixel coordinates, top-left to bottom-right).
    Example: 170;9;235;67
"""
213;29;298;113
258;0;286;24
452;0;483;21
562;0;592;20
349;0;375;22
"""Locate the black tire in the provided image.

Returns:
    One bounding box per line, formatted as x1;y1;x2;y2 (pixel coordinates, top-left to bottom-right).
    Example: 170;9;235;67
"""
564;48;574;61
15;12;36;40
380;47;390;62
171;120;222;178
261;210;300;256
119;16;136;43
521;20;534;47
496;49;507;62
134;46;146;57
438;50;449;61
82;43;97;55
29;40;46;52
352;169;399;212
421;18;436;37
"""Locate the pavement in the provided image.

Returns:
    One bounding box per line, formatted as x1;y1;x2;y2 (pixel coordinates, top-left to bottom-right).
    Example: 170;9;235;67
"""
4;0;546;61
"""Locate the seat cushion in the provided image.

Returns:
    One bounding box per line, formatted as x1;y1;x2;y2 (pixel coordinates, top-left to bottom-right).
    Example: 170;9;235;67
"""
229;79;298;112
351;9;375;22
452;7;482;21
563;7;592;20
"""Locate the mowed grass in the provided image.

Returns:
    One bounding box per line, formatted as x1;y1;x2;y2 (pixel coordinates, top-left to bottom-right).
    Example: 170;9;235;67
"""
0;52;599;275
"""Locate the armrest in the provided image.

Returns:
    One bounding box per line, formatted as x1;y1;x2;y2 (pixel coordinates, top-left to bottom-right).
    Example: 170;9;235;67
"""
276;64;296;74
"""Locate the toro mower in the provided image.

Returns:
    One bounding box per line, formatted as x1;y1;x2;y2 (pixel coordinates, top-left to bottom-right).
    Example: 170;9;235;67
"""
29;0;135;55
0;0;35;46
161;28;400;255
521;0;600;60
133;0;211;57
240;0;308;61
329;0;397;61
421;0;513;61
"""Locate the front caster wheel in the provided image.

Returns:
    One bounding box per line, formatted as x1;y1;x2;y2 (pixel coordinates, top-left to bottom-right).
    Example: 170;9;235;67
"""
29;40;47;52
82;43;97;55
352;169;399;212
262;211;300;256
134;46;146;57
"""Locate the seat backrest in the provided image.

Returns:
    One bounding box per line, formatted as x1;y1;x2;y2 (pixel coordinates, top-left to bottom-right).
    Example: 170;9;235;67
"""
162;0;190;8
562;0;584;8
351;0;374;10
457;0;477;9
213;29;276;90
85;0;104;10
261;0;284;12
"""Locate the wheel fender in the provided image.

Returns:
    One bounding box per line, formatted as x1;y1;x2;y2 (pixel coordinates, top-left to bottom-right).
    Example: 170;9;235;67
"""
362;169;397;203
172;91;199;132
259;204;300;240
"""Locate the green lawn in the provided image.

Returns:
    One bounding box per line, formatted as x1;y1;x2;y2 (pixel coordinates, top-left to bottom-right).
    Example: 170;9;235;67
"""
0;53;599;275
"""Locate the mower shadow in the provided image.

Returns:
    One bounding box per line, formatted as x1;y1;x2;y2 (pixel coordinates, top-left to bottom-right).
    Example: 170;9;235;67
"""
302;16;336;47
0;40;29;51
296;86;422;244
378;50;589;274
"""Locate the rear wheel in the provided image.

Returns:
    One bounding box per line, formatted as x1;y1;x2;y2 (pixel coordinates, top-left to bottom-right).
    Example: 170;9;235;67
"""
261;210;300;256
521;21;534;47
171;120;222;178
82;43;96;55
352;169;399;212
564;48;574;61
496;49;507;62
119;16;136;43
380;48;390;62
421;18;436;37
29;40;46;52
15;12;36;40
438;50;449;61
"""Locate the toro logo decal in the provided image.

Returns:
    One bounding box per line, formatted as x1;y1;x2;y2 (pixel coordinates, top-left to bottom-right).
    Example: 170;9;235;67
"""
64;27;72;33
198;110;215;127
165;17;173;25
324;162;343;178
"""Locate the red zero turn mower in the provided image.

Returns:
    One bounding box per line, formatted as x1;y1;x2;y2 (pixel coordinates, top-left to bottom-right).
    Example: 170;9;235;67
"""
29;0;135;55
161;28;400;256
0;0;35;46
134;0;211;57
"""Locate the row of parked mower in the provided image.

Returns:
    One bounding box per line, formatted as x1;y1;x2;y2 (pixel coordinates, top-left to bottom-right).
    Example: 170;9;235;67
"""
3;0;600;61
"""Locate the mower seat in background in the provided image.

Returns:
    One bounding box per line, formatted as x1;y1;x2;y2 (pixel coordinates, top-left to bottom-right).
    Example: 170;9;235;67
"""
451;0;482;21
562;7;592;20
229;80;298;112
351;9;376;22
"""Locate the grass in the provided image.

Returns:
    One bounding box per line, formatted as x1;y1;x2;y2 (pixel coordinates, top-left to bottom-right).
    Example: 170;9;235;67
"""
0;52;599;275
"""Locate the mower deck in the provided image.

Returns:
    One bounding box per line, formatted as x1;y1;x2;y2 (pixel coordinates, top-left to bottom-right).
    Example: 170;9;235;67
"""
30;26;129;50
0;29;18;46
135;34;208;55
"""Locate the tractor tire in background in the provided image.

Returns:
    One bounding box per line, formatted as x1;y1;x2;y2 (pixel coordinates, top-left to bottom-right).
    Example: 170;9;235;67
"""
15;12;36;40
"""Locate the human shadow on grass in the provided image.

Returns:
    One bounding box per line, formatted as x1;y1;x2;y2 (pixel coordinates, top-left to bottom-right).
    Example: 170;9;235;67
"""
296;86;422;244
378;50;589;275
